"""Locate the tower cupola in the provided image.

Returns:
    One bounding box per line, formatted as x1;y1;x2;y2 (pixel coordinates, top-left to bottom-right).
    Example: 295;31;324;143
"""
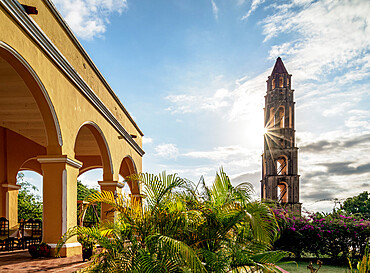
267;57;292;91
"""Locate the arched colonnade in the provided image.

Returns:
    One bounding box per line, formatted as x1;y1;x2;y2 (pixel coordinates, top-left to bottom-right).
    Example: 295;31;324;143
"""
0;0;144;257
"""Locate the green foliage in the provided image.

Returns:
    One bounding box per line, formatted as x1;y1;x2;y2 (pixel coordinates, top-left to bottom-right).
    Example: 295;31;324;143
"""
348;244;370;273
17;173;42;221
342;192;370;219
58;169;287;272
77;180;101;224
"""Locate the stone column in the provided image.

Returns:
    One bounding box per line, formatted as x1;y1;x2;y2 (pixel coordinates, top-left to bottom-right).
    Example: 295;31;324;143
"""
98;181;123;222
37;155;82;257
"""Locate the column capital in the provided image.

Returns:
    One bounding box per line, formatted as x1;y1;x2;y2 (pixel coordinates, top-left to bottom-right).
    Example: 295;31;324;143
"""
98;181;124;188
2;184;21;190
37;155;82;169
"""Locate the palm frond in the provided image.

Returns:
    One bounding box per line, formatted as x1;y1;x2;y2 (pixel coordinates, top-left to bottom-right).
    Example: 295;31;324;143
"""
147;234;207;273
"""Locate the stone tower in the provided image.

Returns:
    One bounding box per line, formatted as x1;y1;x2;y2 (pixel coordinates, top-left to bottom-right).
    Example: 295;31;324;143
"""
261;57;301;214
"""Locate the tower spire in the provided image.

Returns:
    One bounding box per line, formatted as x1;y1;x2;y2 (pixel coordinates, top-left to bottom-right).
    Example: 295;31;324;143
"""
271;57;288;75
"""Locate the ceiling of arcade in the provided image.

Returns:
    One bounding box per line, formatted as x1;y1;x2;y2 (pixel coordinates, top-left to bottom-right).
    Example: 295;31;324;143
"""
0;55;47;146
74;126;101;156
0;56;102;157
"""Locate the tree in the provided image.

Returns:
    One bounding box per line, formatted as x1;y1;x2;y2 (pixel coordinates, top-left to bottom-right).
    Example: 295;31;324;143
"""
342;191;370;219
57;169;286;272
17;173;43;221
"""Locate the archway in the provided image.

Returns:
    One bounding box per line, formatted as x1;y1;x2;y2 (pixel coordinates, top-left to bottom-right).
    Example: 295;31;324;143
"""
0;43;62;228
277;182;288;203
276;156;288;175
74;123;113;222
0;42;62;153
119;156;139;196
74;122;113;181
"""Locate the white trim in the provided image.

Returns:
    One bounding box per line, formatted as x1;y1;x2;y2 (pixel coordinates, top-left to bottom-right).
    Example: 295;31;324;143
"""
0;0;144;156
48;242;81;249
37;156;82;169
98;181;124;188
2;184;21;190
62;169;67;235
0;41;63;147
5;192;9;220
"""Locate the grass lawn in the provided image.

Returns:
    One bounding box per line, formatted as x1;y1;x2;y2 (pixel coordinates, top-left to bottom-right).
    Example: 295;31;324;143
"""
278;261;349;273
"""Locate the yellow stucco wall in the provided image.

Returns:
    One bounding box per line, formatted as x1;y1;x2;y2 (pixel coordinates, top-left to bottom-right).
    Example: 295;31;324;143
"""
0;3;143;175
20;0;143;146
0;0;144;256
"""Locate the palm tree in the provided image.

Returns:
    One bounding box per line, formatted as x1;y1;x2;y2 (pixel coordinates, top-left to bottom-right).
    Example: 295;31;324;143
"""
179;168;285;272
57;169;287;272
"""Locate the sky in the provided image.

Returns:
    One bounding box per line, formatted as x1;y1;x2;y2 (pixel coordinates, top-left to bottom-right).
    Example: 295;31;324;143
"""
24;0;370;213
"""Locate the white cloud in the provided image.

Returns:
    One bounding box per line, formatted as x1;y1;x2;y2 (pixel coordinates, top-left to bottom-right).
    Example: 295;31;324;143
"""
78;169;103;189
53;0;128;40
345;110;370;130
211;0;219;20
236;0;246;6
155;143;179;158
264;0;370;84
241;0;266;20
166;87;232;114
183;146;262;182
184;145;248;161
142;136;153;144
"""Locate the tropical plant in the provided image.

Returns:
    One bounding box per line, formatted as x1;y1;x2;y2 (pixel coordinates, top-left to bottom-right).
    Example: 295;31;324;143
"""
348;244;370;273
57;169;287;272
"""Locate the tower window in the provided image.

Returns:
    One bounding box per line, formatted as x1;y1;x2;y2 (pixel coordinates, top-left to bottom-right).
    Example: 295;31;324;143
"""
272;79;275;89
276;156;287;175
278;182;288;203
277;107;285;128
287;78;290;86
279;77;283;87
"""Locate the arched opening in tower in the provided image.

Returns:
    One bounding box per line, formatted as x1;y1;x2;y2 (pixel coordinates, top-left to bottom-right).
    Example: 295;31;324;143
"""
277;107;285;128
277;182;288;203
276;156;287;175
279;77;284;88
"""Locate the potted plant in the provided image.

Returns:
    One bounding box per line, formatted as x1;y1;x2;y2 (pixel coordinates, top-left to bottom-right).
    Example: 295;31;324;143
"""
28;242;51;258
78;235;95;261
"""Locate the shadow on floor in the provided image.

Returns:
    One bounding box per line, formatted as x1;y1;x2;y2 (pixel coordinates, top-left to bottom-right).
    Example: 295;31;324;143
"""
0;249;88;272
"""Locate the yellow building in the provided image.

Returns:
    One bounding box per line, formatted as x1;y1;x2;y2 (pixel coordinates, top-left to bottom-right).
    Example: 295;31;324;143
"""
0;0;144;256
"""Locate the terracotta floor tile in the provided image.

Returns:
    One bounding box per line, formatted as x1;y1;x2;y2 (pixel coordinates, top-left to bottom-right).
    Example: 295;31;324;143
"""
0;250;88;272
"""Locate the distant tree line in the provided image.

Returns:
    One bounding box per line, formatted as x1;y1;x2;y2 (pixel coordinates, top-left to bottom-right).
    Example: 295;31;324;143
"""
17;173;100;223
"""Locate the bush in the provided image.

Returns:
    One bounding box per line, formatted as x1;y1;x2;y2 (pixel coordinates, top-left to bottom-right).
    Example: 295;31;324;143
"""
273;209;370;262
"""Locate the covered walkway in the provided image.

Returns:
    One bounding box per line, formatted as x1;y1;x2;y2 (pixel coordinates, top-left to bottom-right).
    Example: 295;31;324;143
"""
0;250;87;272
0;0;144;257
